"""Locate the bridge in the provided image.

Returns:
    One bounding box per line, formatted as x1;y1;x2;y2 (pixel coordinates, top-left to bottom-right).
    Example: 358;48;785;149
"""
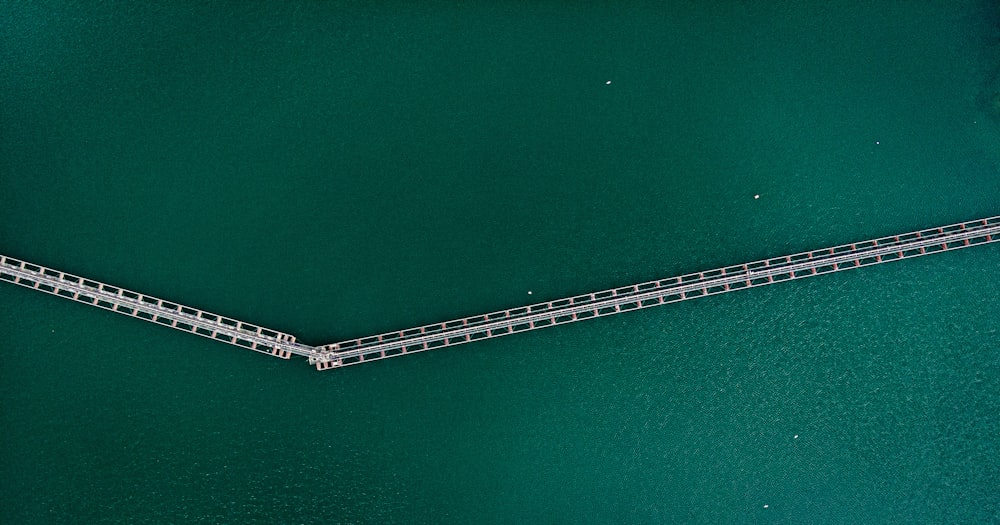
0;256;314;360
2;216;997;370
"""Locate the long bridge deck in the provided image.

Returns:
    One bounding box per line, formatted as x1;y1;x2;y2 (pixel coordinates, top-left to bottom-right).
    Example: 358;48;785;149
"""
0;256;314;359
2;216;997;370
312;216;999;369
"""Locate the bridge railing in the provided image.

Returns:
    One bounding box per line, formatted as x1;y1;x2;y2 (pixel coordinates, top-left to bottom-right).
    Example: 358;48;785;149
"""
313;216;999;369
2;216;996;370
0;255;314;359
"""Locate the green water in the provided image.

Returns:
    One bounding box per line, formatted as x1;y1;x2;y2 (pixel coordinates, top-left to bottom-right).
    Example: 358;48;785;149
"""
2;1;999;523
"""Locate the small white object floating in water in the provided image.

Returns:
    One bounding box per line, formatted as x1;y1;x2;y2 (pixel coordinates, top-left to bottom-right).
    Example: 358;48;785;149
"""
754;194;760;200
528;290;533;295
605;80;612;85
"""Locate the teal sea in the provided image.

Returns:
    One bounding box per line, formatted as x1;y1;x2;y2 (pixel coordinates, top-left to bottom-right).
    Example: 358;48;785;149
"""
2;1;999;523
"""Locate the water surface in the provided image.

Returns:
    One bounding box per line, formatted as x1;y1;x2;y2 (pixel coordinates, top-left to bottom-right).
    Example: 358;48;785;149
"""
2;1;999;523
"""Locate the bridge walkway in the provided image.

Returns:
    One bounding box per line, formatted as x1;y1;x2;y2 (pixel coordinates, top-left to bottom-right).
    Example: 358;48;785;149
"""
0;256;315;359
313;216;999;369
2;216;996;370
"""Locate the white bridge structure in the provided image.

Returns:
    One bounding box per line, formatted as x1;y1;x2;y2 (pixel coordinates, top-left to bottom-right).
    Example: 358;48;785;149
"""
2;216;997;371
